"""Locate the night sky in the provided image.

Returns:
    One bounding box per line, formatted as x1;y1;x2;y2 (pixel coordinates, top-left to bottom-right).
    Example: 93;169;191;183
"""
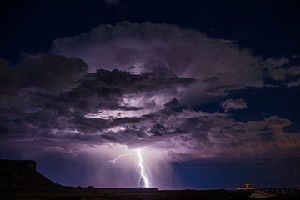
0;0;300;189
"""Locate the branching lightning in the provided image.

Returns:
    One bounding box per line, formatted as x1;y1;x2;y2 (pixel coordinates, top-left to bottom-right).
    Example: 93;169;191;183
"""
106;148;151;188
106;152;134;167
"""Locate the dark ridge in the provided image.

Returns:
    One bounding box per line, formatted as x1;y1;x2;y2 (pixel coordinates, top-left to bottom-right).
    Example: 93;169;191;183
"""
0;159;61;191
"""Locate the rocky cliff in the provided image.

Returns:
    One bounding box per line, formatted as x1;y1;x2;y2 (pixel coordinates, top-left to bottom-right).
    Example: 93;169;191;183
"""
0;159;61;191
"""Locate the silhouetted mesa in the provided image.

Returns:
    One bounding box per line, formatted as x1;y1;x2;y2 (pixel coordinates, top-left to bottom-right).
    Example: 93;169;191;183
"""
0;159;61;191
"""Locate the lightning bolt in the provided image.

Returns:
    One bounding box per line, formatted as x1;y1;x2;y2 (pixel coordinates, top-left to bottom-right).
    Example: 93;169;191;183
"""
137;149;150;188
106;152;134;167
105;148;151;188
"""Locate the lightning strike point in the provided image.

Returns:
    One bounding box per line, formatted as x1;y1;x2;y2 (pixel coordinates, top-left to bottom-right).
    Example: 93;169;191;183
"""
136;149;150;188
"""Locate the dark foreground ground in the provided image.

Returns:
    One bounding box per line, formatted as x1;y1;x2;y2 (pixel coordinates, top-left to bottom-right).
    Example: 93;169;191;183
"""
0;188;253;200
0;188;297;200
0;160;298;200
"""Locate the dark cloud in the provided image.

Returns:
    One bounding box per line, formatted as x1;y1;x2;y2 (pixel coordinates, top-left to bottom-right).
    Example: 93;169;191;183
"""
262;59;300;87
1;23;299;164
0;55;88;95
163;98;188;113
0;56;195;149
103;0;120;7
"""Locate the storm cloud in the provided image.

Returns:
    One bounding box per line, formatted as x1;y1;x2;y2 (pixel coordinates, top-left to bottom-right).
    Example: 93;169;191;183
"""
1;56;299;161
53;22;292;96
0;23;299;174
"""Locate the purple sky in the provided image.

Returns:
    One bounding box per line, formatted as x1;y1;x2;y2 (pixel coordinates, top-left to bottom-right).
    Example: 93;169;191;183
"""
0;0;300;188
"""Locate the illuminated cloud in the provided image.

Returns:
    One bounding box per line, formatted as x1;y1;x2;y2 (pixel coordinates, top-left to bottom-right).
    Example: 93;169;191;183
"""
0;54;299;161
221;98;248;112
52;22;288;95
0;23;299;172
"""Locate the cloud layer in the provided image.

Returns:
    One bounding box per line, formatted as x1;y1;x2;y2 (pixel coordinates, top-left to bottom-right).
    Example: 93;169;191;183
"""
52;22;268;95
1;58;299;161
1;23;299;170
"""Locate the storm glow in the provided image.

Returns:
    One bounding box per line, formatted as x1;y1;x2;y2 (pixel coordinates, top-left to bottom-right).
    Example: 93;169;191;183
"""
105;147;151;188
136;149;150;188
